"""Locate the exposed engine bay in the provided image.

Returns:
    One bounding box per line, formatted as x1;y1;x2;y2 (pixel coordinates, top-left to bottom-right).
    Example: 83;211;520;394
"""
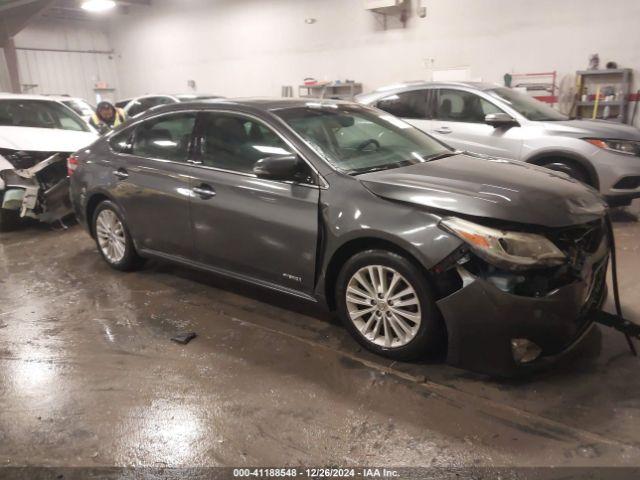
0;151;72;226
431;218;609;305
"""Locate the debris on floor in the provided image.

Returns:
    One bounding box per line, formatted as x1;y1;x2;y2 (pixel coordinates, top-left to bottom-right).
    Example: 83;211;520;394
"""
170;331;197;345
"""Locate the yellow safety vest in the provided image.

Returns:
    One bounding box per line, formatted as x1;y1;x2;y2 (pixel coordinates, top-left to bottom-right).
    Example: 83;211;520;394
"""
91;109;126;130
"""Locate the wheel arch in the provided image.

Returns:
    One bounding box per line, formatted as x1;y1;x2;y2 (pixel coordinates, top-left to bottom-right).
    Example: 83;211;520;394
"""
85;191;116;238
323;236;433;312
526;150;600;189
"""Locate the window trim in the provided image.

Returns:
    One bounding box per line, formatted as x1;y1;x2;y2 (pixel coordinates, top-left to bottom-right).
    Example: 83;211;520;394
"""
192;108;328;189
434;88;506;124
105;108;328;189
129;111;197;163
107;109;200;163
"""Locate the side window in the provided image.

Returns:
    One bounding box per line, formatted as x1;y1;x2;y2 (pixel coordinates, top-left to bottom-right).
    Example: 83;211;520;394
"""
376;90;430;119
435;89;504;123
109;128;134;153
131;112;196;161
199;113;314;183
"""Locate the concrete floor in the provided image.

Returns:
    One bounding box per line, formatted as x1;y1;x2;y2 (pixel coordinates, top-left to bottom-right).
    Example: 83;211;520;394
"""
1;203;639;469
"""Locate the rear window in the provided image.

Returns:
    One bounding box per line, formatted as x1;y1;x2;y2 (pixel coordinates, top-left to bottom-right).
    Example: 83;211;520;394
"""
0;99;89;132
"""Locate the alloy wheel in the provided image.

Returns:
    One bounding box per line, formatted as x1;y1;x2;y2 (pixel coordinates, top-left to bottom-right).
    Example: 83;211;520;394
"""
96;209;127;264
345;265;422;348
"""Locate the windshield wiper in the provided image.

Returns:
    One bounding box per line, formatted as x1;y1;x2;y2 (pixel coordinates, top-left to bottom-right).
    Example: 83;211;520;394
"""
422;151;457;162
348;160;412;175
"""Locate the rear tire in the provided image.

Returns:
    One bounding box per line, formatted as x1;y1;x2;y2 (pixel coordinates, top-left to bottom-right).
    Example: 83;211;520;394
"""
92;200;144;271
335;249;445;361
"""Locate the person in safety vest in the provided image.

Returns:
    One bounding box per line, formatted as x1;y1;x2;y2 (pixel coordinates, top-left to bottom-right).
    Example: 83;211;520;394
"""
90;101;127;135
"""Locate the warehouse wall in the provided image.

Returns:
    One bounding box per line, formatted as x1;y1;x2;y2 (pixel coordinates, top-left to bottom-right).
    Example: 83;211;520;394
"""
108;0;640;125
0;49;11;92
13;19;119;103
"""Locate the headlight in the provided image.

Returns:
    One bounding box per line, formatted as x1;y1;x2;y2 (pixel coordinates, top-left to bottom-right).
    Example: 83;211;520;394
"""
439;217;566;270
584;138;640;156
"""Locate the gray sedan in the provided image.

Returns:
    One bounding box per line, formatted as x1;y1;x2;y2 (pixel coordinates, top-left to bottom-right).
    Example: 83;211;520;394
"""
357;82;640;206
69;99;609;376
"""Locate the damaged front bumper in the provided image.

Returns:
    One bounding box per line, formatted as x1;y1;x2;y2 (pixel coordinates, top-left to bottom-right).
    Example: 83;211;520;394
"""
435;224;609;377
0;153;72;224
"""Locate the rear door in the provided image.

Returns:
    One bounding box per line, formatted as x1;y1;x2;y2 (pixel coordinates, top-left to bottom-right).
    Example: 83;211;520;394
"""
108;111;197;259
188;110;320;294
429;88;523;159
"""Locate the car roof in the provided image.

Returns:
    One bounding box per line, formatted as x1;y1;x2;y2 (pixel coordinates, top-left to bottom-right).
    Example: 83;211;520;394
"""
44;95;90;102
130;94;178;100
173;93;221;98
141;97;355;115
372;81;500;92
0;93;70;102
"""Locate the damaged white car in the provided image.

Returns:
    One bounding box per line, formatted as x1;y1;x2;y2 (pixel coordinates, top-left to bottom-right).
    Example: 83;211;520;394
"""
0;95;98;231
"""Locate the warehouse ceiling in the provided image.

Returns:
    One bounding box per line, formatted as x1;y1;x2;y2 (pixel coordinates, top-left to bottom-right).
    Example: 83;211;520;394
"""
0;0;150;42
43;0;151;21
0;0;56;43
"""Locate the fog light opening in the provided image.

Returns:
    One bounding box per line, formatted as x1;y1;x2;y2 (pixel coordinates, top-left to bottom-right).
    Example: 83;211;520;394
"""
511;338;542;364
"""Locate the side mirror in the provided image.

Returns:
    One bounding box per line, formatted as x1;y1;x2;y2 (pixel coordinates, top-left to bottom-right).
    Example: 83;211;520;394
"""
253;154;301;180
485;113;519;128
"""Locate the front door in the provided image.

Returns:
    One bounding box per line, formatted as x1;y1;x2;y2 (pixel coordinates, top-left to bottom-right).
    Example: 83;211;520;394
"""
423;88;523;160
110;111;197;259
188;111;320;293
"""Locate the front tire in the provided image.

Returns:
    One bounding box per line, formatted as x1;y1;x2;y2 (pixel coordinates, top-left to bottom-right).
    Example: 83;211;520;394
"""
335;249;445;361
540;159;591;186
92;200;144;271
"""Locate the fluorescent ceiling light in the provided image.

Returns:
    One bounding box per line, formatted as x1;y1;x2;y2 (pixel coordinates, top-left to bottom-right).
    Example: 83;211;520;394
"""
81;0;117;12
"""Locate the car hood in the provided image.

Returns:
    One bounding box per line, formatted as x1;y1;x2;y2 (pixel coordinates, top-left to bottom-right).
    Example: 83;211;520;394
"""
0;126;97;152
542;119;640;141
358;153;607;228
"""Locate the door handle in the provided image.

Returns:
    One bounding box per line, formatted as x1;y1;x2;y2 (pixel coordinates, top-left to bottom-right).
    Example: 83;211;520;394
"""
113;168;129;180
192;184;216;199
434;127;452;134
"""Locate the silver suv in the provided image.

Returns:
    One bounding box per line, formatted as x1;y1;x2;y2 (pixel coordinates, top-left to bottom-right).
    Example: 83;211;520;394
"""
357;82;640;206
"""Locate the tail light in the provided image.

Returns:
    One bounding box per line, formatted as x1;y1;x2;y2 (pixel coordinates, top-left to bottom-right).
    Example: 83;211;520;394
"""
67;155;79;176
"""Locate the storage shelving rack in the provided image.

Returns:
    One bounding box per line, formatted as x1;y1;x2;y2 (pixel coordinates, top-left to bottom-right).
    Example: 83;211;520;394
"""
510;71;558;105
574;69;632;123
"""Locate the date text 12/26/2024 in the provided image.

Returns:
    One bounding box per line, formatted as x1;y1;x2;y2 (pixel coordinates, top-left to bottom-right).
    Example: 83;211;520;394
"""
233;468;399;478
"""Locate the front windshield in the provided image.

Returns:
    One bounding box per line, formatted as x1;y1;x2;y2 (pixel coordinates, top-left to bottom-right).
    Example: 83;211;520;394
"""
276;105;452;174
486;87;568;121
0;100;89;131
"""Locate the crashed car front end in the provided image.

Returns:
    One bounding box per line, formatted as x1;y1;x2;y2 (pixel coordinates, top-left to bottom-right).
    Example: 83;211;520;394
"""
0;149;73;226
432;217;609;376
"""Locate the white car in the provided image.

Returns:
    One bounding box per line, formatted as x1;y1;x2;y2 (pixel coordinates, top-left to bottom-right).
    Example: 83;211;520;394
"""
0;94;98;230
48;96;96;125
